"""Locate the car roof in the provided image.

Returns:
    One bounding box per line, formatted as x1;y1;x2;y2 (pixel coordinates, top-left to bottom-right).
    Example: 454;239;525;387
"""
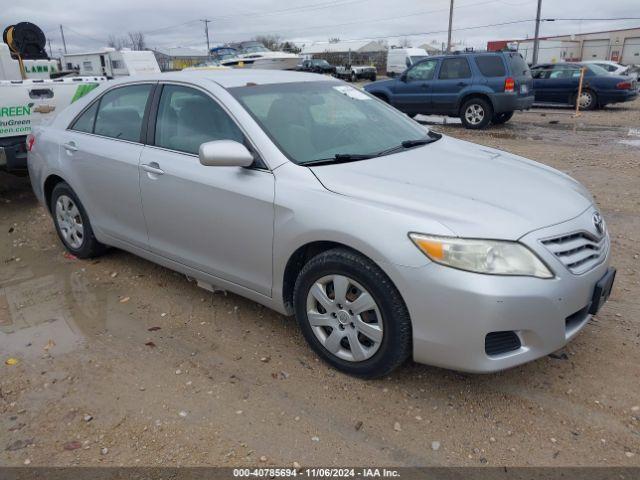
426;51;508;61
103;69;338;89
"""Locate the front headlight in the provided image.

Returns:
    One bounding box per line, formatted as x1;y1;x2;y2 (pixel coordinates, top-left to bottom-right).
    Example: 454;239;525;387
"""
409;233;553;278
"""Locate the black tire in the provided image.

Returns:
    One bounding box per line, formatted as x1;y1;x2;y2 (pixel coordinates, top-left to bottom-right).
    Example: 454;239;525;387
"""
293;248;412;378
492;111;514;124
459;97;493;129
369;73;377;82
50;182;107;259
574;89;597;111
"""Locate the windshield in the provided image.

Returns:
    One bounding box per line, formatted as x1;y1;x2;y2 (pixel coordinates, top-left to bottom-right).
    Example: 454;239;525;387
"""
584;63;609;76
313;60;330;66
230;81;429;165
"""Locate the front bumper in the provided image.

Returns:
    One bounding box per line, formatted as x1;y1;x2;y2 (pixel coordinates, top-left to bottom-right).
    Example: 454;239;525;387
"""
492;93;535;113
391;207;612;373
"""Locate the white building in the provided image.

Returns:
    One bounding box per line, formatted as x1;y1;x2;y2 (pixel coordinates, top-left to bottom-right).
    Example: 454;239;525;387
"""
489;26;640;65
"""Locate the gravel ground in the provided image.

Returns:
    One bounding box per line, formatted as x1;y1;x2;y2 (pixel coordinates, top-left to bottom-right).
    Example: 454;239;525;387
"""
1;98;639;468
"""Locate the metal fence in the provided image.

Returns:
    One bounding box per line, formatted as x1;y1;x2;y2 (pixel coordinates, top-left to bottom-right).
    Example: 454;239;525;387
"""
311;51;387;74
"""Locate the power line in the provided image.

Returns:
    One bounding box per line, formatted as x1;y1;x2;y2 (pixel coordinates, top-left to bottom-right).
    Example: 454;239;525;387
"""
303;18;536;45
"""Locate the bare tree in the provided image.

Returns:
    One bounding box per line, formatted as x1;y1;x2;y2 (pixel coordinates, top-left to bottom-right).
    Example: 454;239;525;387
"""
252;35;282;51
128;31;146;51
398;37;412;48
107;34;128;50
328;37;341;44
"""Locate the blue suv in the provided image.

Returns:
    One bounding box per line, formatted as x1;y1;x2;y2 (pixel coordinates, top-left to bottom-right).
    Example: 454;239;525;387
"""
364;51;534;129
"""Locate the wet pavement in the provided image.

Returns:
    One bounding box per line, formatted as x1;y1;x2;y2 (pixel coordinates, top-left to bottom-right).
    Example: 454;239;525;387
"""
1;99;639;467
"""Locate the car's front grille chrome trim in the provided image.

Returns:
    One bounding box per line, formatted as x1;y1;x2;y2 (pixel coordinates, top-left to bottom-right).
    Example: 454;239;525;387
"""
541;231;608;275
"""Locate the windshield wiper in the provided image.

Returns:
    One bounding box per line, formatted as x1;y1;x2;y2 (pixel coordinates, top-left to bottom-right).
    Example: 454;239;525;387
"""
378;131;443;156
303;153;378;166
304;131;443;167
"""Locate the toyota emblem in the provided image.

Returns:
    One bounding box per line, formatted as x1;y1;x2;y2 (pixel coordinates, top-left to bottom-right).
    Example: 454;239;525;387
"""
593;212;605;236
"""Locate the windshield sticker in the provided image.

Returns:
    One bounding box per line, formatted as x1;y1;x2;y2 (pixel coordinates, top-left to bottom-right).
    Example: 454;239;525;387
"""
333;85;371;100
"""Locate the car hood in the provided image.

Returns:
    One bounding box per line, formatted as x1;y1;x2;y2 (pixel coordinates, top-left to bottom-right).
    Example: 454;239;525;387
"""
309;135;593;240
364;79;395;91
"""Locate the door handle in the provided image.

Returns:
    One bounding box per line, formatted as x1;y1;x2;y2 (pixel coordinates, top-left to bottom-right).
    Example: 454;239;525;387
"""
457;82;468;87
141;162;164;176
63;142;78;152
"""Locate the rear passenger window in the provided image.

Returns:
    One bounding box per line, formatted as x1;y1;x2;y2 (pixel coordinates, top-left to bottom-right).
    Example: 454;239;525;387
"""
94;84;152;142
71;101;99;133
439;58;471;79
474;56;506;77
154;85;244;155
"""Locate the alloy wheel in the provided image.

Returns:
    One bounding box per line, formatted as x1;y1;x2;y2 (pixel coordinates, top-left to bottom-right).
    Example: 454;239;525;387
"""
55;195;84;249
306;274;383;362
464;103;485;125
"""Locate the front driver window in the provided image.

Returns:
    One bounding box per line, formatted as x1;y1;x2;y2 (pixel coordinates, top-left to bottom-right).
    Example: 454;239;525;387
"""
406;60;438;81
154;85;244;155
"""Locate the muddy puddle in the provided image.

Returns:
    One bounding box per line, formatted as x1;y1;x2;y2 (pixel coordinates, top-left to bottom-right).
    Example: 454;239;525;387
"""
0;247;147;361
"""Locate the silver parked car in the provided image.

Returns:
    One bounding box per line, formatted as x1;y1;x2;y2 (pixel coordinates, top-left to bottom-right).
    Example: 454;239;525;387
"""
27;70;615;378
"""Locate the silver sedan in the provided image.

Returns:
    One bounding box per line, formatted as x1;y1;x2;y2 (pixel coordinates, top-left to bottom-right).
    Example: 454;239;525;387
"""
27;70;615;377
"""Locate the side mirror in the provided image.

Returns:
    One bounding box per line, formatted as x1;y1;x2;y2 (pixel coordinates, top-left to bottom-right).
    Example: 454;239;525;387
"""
199;140;254;167
400;72;408;82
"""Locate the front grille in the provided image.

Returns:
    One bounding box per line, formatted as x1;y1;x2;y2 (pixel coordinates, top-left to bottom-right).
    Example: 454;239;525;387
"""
541;232;608;275
485;331;521;356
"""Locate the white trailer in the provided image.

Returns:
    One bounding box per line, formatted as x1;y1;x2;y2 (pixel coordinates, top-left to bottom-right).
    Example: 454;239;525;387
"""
62;48;160;78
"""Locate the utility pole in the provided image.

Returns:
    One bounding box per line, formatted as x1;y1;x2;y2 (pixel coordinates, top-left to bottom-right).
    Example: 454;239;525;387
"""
446;0;454;53
200;19;211;55
59;25;67;54
532;0;542;64
48;39;53;57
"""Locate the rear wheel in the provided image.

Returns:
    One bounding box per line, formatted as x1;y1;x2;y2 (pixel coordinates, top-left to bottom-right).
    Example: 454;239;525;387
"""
51;182;106;259
574;89;597;111
293;248;412;378
492;111;514;124
460;97;493;129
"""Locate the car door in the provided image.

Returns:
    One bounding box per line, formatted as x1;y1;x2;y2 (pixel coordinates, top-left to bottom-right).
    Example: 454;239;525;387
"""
390;59;439;114
533;65;580;103
60;83;154;248
430;57;473;114
532;65;560;102
138;83;275;296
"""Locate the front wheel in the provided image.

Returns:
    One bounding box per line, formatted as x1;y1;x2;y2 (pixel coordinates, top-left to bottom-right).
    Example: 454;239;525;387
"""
51;182;106;259
459;97;493;129
492;111;514;124
293;248;412;378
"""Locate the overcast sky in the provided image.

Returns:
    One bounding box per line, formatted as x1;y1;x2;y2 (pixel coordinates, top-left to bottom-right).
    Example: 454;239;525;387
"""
6;0;640;54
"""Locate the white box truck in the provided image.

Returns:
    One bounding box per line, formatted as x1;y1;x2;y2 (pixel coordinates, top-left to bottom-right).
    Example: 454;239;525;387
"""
1;23;106;172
